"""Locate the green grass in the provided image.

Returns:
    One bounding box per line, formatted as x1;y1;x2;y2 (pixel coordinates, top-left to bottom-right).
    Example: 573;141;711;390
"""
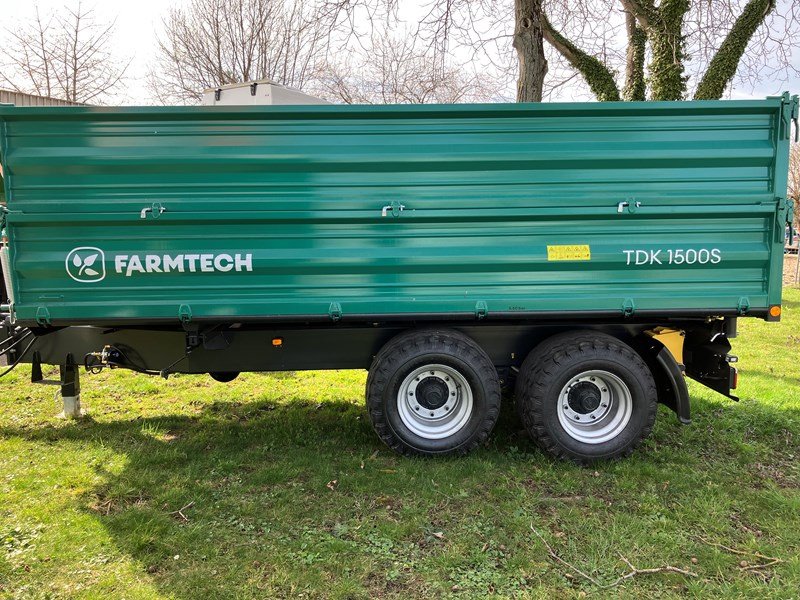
1;290;799;599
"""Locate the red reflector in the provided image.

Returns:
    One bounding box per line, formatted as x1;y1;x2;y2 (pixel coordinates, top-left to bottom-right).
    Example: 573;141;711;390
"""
732;367;738;390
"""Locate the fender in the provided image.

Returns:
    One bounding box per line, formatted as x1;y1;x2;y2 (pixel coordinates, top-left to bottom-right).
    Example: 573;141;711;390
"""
653;346;691;424
635;332;691;425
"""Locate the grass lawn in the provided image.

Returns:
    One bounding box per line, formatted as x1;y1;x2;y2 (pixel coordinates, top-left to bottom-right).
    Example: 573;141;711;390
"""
1;289;799;599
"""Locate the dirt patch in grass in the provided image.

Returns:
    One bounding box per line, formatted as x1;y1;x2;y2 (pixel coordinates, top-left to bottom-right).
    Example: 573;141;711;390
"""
784;253;799;286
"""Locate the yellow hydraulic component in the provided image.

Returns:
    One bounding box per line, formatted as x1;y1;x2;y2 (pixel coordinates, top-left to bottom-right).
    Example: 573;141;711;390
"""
646;327;685;365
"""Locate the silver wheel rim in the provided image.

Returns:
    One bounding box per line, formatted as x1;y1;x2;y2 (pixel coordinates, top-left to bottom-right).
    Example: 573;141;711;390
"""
397;364;473;440
556;370;633;444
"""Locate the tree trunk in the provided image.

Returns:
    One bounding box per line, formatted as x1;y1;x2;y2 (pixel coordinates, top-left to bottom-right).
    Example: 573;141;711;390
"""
647;0;689;101
623;12;646;101
512;0;547;102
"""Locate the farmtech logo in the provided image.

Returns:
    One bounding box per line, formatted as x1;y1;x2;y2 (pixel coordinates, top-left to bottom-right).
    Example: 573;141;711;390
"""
64;248;254;282
66;247;106;283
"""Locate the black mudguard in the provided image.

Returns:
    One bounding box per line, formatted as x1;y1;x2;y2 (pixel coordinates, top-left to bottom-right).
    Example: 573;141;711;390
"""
654;346;691;424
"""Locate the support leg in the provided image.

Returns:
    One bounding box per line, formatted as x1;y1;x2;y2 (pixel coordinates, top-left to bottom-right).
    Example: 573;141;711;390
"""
59;353;83;419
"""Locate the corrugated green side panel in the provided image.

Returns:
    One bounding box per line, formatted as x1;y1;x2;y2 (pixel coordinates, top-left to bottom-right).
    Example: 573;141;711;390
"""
0;98;794;326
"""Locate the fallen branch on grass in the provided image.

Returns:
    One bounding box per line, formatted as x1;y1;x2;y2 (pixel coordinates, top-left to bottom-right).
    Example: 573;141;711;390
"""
695;535;783;571
169;501;195;522
531;525;698;590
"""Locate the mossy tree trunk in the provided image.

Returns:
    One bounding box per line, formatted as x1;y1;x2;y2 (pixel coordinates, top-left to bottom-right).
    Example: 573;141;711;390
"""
621;0;689;100
694;0;776;100
541;13;621;102
623;12;647;101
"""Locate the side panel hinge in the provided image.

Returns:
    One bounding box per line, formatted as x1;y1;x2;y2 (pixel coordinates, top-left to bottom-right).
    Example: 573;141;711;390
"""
35;306;51;326
178;304;192;325
328;302;342;322
737;297;750;315
622;298;635;317
475;300;488;320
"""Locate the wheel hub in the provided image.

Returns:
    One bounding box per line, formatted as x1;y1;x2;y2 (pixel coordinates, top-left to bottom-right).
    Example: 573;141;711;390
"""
416;376;449;409
567;381;601;414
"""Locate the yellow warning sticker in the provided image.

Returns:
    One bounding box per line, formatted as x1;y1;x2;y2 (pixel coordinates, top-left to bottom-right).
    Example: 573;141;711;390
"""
546;244;591;261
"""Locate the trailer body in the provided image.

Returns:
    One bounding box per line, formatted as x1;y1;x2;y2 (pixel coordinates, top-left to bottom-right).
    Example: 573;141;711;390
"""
1;95;796;460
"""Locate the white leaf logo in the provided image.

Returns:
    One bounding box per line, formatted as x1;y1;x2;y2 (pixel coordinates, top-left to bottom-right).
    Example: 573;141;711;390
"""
77;253;99;276
66;247;106;283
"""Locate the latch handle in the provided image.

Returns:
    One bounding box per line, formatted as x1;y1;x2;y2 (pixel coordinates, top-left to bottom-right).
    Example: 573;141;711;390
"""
381;202;406;218
140;203;166;219
617;200;641;214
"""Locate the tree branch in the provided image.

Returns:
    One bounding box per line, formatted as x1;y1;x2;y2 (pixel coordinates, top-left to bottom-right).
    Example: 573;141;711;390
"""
694;0;776;100
541;12;620;101
619;0;659;31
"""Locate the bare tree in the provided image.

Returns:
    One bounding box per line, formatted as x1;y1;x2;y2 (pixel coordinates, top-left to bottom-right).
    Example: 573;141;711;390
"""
334;1;797;103
148;0;333;104
315;31;499;104
0;2;128;104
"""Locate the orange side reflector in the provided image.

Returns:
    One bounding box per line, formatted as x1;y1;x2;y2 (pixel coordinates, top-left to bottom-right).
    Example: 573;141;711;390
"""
769;305;782;318
272;337;283;347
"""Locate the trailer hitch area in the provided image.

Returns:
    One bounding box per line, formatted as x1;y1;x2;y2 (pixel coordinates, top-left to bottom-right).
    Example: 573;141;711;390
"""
84;345;123;374
683;329;739;401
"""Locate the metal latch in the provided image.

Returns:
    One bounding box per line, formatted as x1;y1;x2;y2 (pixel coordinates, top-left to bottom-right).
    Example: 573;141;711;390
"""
617;199;641;214
474;301;488;320
778;92;799;142
381;201;406;218
140;202;166;219
776;197;795;244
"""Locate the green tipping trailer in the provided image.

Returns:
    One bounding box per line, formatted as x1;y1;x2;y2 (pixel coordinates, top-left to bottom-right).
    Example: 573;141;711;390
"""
0;95;796;461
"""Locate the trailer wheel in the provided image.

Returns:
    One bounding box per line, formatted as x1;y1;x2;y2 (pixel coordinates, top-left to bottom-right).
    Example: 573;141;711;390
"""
209;371;239;383
366;329;501;457
517;332;657;463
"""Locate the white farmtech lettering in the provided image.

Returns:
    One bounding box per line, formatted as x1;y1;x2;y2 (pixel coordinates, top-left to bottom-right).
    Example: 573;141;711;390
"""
114;253;253;277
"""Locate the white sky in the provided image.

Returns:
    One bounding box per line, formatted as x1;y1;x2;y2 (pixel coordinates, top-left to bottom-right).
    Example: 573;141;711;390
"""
2;0;798;105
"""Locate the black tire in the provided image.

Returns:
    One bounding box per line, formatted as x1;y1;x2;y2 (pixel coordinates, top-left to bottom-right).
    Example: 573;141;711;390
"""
209;371;239;383
517;331;657;463
366;329;501;457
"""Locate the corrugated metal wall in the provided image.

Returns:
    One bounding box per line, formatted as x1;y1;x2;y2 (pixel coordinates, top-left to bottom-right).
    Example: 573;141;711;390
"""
0;89;84;107
0;99;792;326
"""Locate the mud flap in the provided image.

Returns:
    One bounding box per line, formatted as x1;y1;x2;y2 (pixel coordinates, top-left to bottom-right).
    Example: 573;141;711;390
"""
683;329;738;401
654;346;691;424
